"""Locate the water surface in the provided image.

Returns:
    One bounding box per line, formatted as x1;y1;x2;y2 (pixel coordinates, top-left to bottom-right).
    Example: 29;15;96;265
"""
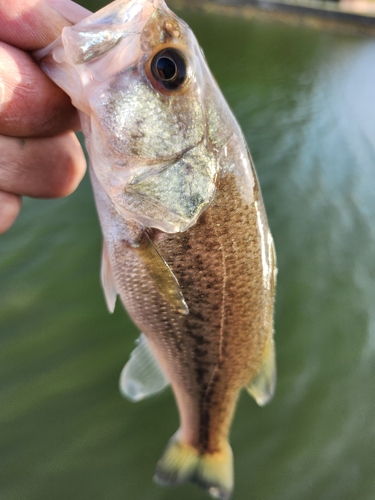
1;4;375;500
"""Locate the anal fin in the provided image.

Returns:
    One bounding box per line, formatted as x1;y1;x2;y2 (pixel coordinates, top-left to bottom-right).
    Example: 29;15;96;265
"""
135;232;189;315
101;241;117;313
120;333;169;402
246;338;276;406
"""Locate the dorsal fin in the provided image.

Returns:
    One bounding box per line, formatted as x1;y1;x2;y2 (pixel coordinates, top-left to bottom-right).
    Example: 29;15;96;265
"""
120;334;170;402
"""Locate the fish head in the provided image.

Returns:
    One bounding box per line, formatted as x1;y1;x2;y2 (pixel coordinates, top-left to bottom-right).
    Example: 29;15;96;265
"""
37;0;237;232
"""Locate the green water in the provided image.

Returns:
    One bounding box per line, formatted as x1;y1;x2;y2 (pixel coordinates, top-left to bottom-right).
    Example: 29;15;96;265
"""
1;4;375;500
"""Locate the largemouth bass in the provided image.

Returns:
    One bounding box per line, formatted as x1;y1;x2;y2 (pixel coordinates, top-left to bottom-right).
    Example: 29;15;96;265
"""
35;1;277;498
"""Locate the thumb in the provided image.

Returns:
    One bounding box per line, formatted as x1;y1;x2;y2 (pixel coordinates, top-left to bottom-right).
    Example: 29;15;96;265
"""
0;0;91;50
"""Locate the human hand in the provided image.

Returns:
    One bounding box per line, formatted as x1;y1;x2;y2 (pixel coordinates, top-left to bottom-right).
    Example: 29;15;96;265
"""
0;0;91;234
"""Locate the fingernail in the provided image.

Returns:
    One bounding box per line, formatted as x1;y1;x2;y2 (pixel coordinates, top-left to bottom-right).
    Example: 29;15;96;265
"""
0;191;22;235
45;0;92;24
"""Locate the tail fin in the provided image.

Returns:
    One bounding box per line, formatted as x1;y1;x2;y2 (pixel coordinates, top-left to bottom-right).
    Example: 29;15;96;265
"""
154;434;233;500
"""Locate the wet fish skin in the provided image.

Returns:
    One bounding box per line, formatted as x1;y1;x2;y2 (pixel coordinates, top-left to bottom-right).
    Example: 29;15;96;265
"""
35;1;277;498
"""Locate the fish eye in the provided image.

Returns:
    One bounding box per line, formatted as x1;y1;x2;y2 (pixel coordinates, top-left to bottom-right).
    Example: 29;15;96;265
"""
150;48;188;91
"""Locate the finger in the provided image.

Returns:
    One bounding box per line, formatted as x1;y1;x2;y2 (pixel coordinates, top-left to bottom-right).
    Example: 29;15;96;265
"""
0;0;91;50
0;0;91;137
0;42;79;137
0;191;22;234
46;0;91;24
0;132;86;198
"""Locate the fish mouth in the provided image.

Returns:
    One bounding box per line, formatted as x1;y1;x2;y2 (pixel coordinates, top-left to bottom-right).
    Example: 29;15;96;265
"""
119;140;218;233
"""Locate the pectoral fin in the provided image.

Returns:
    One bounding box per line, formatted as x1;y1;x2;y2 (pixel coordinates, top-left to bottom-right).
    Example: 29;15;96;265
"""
120;334;169;402
101;242;117;313
135;232;189;315
246;338;276;406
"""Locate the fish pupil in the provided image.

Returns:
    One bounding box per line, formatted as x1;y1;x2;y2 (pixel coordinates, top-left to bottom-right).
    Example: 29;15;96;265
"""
150;48;187;91
156;57;177;81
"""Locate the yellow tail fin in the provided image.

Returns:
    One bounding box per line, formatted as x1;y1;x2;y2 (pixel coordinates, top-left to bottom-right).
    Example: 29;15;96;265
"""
154;434;233;500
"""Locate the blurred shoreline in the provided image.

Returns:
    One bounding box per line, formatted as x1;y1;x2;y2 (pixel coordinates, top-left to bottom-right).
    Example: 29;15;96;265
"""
172;0;375;35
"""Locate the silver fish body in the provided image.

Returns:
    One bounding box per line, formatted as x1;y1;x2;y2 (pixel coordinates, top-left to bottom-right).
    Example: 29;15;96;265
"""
35;1;277;498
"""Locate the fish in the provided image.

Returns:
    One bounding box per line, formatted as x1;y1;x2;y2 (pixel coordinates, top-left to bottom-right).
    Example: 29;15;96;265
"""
34;1;277;498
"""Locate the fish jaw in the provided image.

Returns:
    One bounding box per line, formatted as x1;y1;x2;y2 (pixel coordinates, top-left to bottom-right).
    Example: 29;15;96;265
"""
34;1;160;111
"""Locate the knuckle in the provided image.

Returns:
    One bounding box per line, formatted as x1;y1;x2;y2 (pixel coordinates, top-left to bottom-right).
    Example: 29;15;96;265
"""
52;137;86;198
